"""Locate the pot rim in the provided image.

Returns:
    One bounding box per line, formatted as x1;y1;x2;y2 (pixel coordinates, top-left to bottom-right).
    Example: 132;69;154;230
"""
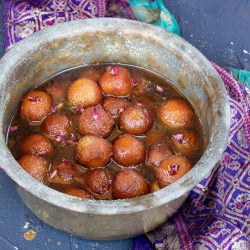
0;18;230;215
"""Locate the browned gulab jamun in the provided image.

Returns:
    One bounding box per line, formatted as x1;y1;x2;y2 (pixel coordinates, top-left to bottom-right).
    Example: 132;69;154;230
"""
99;66;133;97
171;130;201;155
150;181;161;193
103;97;129;118
144;129;165;146
131;74;151;96
46;82;68;103
85;169;111;195
42;113;71;139
145;143;172;171
157;98;194;130
79;106;114;138
113;134;145;167
75;135;112;168
67;78;102;109
49;160;78;185
65;187;93;199
119;104;153;135
17;155;49;183
20;134;53;157
20;90;53;123
156;155;192;188
79;68;103;82
112;169;149;199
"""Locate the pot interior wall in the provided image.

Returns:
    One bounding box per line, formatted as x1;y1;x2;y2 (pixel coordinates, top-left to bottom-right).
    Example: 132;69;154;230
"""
2;28;219;147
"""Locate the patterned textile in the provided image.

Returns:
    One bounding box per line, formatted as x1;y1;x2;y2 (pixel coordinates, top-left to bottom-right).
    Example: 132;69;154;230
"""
133;63;250;250
3;1;250;249
4;0;107;50
128;0;179;34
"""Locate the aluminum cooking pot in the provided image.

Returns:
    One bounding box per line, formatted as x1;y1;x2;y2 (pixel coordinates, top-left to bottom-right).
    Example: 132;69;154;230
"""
0;18;230;240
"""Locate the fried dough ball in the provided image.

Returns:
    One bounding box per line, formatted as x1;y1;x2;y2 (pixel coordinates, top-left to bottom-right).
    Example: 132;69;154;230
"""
79;106;114;138
46;82;68;103
18;155;49;183
171;130;201;155
103;97;129;118
99;66;133;97
157;98;194;130
67;78;102;109
86;169;111;195
42;113;71;139
20;134;53;156
20;90;53;123
49;161;77;185
65;187;93;199
112;169;149;199
79;68;103;82
131;74;150;96
156;155;192;188
145;143;172;171
119;104;153;135
113;134;145;167
75;135;112;168
144;129;165;146
150;181;161;193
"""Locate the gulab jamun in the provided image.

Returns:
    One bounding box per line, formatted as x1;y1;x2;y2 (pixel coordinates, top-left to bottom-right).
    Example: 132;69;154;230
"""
103;97;129;118
131;74;150;96
171;130;201;155
85;169;111;195
119;104;153;135
144;129;165;146
20;90;53;123
145;143;172;171
49;160;77;185
157;98;194;130
79;68;103;82
150;181;160;193
79;106;114;138
156;155;192;188
18;155;49;183
113;134;145;167
99;66;133;97
67;78;102;109
65;187;93;199
112;169;149;199
42;113;71;139
20;133;53;157
75;135;112;168
46;82;68;103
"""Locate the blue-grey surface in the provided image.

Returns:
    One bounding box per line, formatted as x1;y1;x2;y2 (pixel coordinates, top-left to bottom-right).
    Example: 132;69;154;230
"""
166;0;250;70
0;170;133;249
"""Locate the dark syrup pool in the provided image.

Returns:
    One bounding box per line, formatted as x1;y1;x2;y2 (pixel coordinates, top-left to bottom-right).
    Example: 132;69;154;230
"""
7;64;204;200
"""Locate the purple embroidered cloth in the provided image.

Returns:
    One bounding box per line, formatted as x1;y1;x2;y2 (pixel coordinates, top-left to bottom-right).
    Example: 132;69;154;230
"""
3;1;250;249
133;63;250;250
4;0;136;50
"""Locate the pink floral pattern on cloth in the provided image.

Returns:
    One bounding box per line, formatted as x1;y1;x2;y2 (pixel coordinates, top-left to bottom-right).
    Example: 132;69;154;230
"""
4;0;106;50
133;64;250;250
4;0;137;50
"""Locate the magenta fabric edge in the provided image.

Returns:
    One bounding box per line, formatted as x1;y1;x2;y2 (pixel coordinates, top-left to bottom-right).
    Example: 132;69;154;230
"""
96;0;106;17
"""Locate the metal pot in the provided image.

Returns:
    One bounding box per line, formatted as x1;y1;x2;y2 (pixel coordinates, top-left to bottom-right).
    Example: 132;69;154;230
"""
0;18;230;240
